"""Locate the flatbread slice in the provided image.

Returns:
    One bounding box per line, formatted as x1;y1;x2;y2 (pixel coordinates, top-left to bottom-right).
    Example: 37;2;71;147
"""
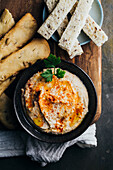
38;0;77;40
44;0;69;37
45;0;83;58
70;2;108;46
0;13;37;61
83;15;108;46
57;17;68;37
0;9;15;38
0;38;50;82
0;77;16;96
44;0;59;13
59;0;94;52
67;41;83;59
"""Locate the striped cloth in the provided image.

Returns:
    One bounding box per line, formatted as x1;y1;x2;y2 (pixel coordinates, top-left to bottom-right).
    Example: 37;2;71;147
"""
0;124;97;166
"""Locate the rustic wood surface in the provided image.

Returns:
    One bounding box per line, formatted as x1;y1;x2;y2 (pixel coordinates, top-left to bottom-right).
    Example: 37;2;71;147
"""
0;0;102;124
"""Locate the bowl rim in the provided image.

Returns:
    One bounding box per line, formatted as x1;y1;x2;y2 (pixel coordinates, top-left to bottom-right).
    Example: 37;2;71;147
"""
14;59;97;143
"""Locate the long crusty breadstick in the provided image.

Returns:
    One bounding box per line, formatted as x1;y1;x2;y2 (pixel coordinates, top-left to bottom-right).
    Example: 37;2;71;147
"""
0;13;37;61
0;77;16;96
0;39;50;82
38;0;77;40
59;0;94;53
0;93;18;129
0;9;15;38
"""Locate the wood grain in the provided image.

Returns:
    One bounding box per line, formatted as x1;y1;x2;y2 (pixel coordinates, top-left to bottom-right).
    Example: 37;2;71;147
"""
76;42;102;123
0;0;101;123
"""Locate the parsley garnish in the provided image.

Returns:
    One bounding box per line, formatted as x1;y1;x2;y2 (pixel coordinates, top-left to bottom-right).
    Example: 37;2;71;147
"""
41;69;53;82
41;54;65;82
55;68;65;78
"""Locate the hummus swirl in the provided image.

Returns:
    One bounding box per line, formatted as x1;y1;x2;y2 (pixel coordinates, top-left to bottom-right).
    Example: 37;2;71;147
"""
23;69;88;134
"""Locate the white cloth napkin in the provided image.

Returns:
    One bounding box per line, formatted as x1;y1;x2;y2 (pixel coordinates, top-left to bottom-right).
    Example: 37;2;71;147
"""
0;124;97;166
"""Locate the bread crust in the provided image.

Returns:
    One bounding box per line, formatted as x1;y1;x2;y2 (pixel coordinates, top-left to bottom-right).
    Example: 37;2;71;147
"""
0;38;50;82
0;93;18;129
0;9;15;38
0;13;37;61
0;77;16;96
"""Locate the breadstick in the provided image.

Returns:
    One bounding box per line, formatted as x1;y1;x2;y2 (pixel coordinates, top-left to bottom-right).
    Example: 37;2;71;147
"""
0;9;15;38
0;38;50;82
0;77;16;96
0;13;37;61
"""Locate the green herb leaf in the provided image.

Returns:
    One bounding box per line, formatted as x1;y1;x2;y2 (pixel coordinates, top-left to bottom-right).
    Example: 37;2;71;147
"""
46;75;53;82
41;69;53;82
44;60;55;68
56;68;66;78
44;54;61;68
41;54;65;82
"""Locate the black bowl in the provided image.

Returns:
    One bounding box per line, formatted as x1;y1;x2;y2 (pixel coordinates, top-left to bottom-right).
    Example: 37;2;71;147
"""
14;60;97;143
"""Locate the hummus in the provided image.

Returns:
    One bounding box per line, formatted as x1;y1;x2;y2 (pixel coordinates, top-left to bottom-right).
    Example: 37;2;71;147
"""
23;69;89;134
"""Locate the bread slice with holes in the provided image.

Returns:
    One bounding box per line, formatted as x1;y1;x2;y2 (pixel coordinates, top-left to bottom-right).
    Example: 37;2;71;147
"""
59;0;94;52
67;41;83;59
83;15;108;46
44;0;69;37
44;0;83;58
38;0;77;40
44;0;59;12
70;3;108;47
0;13;37;61
0;38;50;82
